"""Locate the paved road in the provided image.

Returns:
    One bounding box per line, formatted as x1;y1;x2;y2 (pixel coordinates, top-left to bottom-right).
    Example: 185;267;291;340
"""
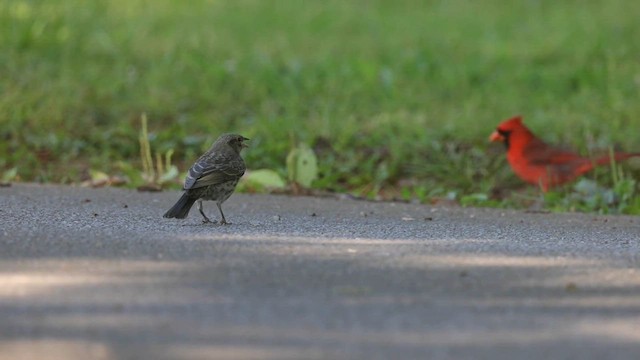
1;184;639;359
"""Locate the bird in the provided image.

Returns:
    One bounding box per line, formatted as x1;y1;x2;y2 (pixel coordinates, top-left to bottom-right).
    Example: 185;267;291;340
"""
490;115;640;191
163;133;249;224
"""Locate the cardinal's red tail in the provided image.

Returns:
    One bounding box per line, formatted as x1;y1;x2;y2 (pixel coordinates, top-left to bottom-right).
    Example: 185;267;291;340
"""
593;152;640;166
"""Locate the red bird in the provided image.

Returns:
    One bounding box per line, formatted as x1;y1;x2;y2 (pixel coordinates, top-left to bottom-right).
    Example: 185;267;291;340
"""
490;115;640;191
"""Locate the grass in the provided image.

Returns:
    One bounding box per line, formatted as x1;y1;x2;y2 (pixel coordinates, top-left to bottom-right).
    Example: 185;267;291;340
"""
2;0;640;213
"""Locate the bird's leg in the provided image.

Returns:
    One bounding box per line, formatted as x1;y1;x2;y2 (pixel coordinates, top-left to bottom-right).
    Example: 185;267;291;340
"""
525;179;549;213
197;199;215;224
217;202;230;225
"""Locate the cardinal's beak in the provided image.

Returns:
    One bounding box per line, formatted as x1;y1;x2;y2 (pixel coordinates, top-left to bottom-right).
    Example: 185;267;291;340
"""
489;131;504;142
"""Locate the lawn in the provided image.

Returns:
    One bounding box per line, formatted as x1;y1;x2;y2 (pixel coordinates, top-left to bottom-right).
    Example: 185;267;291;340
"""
2;0;640;213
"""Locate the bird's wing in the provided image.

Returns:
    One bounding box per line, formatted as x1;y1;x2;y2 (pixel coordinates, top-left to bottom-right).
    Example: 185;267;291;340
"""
184;153;245;190
522;139;583;166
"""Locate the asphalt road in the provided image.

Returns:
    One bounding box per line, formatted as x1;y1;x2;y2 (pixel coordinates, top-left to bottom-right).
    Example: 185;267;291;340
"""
1;184;639;360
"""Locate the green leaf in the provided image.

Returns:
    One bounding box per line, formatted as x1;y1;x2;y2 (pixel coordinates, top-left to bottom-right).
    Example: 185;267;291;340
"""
89;170;110;183
2;167;18;183
286;143;318;188
158;165;179;184
241;169;286;191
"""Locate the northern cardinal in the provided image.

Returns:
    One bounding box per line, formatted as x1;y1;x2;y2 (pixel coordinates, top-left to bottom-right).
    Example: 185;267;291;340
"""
490;115;640;191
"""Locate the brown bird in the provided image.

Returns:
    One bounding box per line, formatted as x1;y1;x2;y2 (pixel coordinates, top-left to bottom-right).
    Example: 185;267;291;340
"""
164;133;249;224
490;115;640;191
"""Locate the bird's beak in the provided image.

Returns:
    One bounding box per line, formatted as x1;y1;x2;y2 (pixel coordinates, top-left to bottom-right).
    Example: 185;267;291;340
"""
241;137;250;148
489;131;504;142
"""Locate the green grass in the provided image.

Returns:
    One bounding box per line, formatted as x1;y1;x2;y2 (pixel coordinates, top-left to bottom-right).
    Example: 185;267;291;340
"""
2;0;640;213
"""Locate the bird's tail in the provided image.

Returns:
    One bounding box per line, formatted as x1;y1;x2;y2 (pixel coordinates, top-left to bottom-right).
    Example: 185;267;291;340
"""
593;152;640;167
163;193;196;219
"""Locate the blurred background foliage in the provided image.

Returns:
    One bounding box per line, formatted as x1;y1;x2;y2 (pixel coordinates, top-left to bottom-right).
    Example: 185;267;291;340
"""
1;0;640;213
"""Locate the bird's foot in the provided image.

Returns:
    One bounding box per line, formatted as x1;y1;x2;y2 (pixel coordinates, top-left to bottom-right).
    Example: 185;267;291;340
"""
219;220;231;226
201;218;218;224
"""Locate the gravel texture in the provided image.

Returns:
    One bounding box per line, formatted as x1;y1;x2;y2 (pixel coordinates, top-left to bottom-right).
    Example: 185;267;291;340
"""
1;184;639;360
